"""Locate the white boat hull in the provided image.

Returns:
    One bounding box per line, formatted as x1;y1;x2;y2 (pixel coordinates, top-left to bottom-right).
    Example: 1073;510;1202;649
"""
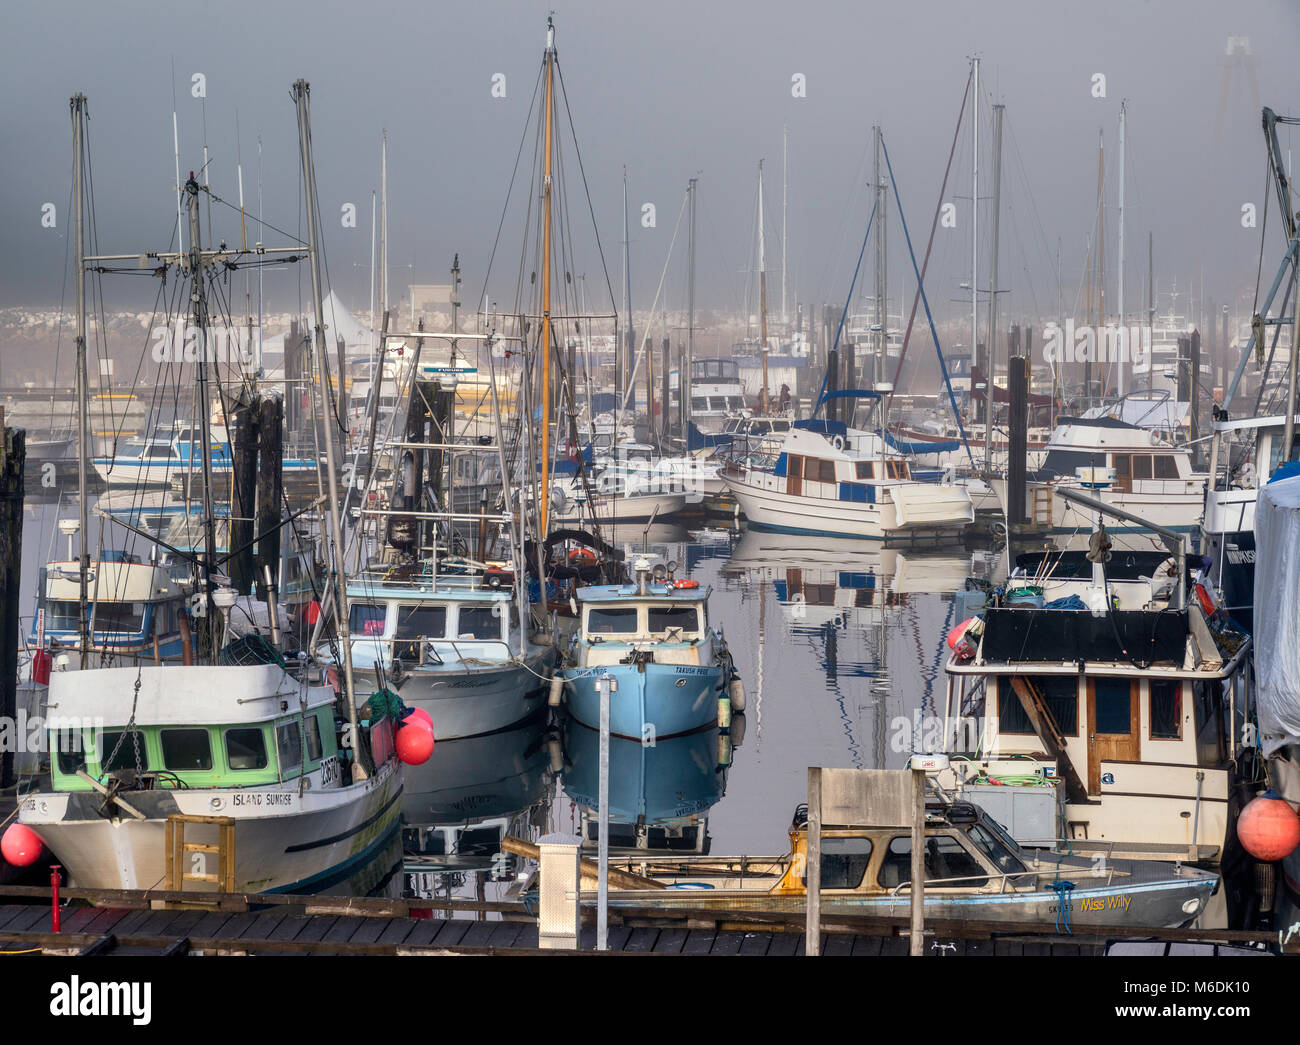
20;757;403;895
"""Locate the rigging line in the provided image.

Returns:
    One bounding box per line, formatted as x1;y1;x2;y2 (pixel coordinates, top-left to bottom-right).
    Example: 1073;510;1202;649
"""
620;189;689;414
880;132;976;469
816;197;876;410
479;61;545;316
554;58;618;314
893;66;972;390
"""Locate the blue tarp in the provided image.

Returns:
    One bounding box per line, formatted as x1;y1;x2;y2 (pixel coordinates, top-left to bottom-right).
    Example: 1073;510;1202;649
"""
687;422;733;451
881;428;962;456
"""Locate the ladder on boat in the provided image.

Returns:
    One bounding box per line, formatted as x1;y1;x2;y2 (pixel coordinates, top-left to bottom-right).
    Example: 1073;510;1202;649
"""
163;814;236;906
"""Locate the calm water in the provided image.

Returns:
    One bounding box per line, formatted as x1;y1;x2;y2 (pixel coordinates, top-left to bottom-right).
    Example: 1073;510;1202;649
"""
16;494;1002;891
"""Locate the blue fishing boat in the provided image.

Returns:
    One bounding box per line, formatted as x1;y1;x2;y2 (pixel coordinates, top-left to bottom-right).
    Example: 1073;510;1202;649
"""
556;558;742;741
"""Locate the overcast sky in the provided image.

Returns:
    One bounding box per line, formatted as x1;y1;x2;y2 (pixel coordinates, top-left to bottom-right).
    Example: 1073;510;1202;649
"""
3;0;1299;332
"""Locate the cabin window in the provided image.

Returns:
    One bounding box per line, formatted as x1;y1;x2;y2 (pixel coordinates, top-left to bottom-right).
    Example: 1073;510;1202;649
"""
1150;679;1182;739
457;606;501;639
276;720;303;774
54;729;86;776
691;397;708;412
807;458;836;483
806;837;874;890
349;603;388;636
225;727;268;770
45;601;81;631
161;729;213;772
886;460;908;479
91;603;146;635
996;677;1078;736
855;461;874;480
1132;455;1153;480
787;455;803;479
878;834;989;889
647;605;699;635
1113;455;1131;479
1153;455;1179;479
1093;678;1133;734
305;716;324;762
98;730;150;773
395;604;446;640
966;824;1026;875
587;607;638;634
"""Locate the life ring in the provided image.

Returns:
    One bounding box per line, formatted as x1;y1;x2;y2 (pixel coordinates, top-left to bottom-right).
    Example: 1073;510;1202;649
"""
568;548;597;563
831;434;846;451
672;578;700;589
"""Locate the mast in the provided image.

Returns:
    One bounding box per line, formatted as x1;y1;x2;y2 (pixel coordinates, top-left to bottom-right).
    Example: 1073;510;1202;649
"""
874;125;886;392
1147;231;1154;391
621;167;632;410
782;123;788;326
292;78;367;779
984;103;1004;471
184;175;219;656
1095;129;1105;401
687;177;696;435
759;159;769;415
379;130;388;323
1117;100;1127;397
538;19;556;535
970;56;979;432
71;94;90;668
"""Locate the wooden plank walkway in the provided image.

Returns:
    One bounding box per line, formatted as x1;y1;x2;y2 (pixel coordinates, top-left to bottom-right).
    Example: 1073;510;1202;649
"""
0;903;1116;956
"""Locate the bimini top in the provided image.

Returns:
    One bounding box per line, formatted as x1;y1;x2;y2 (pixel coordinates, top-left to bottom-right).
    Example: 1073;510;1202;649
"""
576;582;711;603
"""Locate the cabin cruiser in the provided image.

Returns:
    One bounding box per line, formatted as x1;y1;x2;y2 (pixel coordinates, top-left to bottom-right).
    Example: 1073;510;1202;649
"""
721;395;974;542
991;415;1207;538
938;554;1252;873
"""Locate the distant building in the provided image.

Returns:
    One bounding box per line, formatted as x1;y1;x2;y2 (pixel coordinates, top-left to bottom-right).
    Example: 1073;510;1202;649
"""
409;284;454;314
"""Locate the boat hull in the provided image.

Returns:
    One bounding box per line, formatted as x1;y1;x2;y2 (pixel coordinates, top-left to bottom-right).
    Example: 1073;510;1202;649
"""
392;650;555;741
19;757;403;896
723;473;971;542
563;661;724;740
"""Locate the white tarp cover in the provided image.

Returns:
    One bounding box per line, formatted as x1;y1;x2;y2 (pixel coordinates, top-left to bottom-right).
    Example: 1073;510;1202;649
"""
1254;474;1300;755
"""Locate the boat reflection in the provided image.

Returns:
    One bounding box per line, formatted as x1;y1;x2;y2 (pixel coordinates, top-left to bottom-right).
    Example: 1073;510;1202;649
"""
558;711;739;856
401;713;556;882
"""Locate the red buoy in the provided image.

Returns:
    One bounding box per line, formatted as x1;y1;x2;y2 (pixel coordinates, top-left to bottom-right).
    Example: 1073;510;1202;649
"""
1;823;43;868
404;707;434;733
1237;791;1300;862
396;724;434;765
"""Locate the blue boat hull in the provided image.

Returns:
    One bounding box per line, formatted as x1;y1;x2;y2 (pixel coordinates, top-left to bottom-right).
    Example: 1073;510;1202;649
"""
564;662;723;740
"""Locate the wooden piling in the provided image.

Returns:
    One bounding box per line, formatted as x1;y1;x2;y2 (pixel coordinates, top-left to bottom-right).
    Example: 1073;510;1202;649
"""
229;396;258;595
1007;354;1030;528
255;394;284;586
1;413;26;788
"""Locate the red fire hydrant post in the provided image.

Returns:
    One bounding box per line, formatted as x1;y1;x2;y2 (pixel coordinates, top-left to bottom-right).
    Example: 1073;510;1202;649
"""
50;864;61;933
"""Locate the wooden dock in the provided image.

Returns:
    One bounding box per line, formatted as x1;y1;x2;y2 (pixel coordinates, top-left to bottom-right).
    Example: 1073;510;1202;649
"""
0;885;1285;956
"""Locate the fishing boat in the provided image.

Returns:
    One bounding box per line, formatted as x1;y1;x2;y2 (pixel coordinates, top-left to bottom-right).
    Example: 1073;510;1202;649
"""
9;87;407;899
33;553;189;663
560;798;1218;929
721;393;974;542
19;653;403;894
554;557;741;740
345;564;554;741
